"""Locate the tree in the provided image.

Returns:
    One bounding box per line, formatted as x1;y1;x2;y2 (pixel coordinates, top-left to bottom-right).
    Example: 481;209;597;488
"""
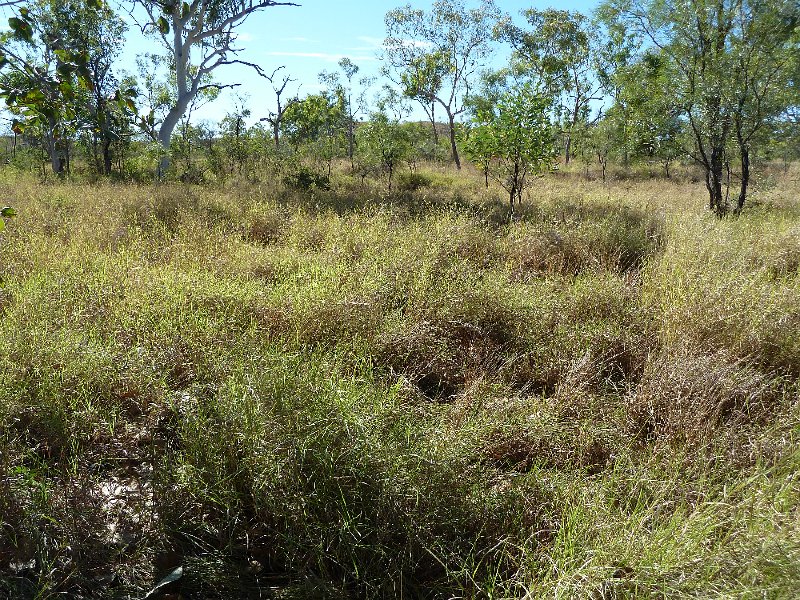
281;91;347;177
497;9;605;165
728;1;798;211
600;0;799;215
133;0;297;175
357;111;411;192
133;52;218;173
319;57;374;168
39;0;135;175
383;0;500;169
259;66;298;150
212;96;253;177
599;48;685;175
462;83;555;217
0;0;103;175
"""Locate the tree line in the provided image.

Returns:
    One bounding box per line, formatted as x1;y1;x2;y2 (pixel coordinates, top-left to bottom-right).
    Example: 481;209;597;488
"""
0;0;797;215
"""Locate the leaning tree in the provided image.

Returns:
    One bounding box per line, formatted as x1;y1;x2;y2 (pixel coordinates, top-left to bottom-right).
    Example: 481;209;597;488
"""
133;0;297;175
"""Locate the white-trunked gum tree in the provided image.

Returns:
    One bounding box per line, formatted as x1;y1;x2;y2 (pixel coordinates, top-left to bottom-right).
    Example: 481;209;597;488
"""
134;0;297;176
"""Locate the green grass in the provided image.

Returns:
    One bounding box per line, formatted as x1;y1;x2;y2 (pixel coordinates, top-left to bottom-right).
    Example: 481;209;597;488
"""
0;166;798;598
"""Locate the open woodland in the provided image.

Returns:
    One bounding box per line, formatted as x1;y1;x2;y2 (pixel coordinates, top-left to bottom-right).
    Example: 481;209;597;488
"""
0;0;799;597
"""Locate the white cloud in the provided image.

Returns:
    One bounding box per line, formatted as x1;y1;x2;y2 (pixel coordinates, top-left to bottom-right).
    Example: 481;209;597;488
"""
356;36;384;48
282;36;319;43
236;32;255;42
371;35;434;51
265;51;378;63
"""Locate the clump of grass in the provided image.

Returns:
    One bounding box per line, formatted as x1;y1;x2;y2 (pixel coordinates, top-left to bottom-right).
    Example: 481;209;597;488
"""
628;346;783;444
506;204;665;279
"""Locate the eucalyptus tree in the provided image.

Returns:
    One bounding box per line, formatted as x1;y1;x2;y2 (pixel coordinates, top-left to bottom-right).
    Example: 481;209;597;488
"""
133;0;297;175
383;0;500;169
599;0;799;215
133;52;219;152
319;57;374;167
497;9;605;165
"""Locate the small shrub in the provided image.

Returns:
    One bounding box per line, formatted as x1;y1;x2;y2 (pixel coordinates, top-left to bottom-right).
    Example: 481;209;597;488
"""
397;171;433;191
282;167;330;191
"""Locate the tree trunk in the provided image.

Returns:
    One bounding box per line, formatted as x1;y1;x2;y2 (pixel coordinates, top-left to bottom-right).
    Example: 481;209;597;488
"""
446;111;461;169
157;97;191;177
706;145;726;217
45;122;65;176
102;139;112;175
273;121;280;150
347;113;355;167
50;152;64;176
157;11;195;178
564;133;572;165
429;102;438;145
736;145;749;213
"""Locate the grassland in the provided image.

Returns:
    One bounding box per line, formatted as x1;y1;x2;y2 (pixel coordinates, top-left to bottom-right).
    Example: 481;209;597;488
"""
0;165;798;598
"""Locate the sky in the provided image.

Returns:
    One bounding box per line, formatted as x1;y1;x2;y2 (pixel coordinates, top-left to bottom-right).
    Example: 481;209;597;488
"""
118;0;604;127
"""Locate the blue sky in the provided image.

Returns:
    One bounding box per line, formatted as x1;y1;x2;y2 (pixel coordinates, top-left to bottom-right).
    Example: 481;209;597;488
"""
119;0;603;126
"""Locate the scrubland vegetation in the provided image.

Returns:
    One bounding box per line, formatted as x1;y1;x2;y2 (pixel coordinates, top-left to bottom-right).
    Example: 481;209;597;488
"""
0;0;798;595
0;163;798;598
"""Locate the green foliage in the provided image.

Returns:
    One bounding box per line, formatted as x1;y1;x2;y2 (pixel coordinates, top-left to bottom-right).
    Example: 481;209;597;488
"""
497;8;604;163
356;111;412;191
0;0;130;176
384;0;501;167
598;0;800;213
462;83;556;213
0;206;16;233
281;91;348;177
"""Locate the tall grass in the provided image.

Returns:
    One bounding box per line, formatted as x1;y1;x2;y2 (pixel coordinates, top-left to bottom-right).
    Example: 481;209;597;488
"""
0;168;798;598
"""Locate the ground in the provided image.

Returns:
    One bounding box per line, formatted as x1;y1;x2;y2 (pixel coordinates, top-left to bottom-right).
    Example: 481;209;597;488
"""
0;164;798;598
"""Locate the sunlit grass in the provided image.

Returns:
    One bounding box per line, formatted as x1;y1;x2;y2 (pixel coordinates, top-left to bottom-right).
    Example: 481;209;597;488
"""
0;165;798;598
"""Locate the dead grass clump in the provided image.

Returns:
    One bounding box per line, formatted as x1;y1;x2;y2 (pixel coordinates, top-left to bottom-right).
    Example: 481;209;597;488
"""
766;246;800;279
499;350;562;396
295;299;381;347
246;209;286;246
482;425;615;475
507;207;665;280
435;220;501;270
760;228;800;280
378;321;465;400
378;317;508;400
555;345;640;405
628;348;782;444
121;186;197;234
507;229;585;278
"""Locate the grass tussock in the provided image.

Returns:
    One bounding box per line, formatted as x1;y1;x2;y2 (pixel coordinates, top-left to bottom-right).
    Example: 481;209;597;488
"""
0;168;798;598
